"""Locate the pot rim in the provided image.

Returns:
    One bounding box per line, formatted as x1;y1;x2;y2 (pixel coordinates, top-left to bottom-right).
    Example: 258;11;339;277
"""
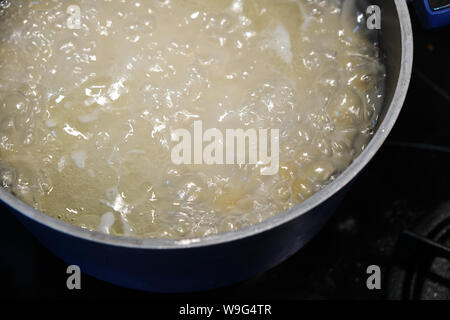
0;0;413;250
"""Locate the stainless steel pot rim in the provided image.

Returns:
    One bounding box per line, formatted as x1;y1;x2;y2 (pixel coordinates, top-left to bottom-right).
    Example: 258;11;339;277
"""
0;0;413;250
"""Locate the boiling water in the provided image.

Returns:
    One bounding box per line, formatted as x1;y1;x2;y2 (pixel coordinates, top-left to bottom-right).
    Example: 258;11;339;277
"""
0;0;385;239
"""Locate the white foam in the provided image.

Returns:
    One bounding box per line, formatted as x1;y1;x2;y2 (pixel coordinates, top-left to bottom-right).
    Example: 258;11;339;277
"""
78;112;98;123
71;150;87;169
57;156;67;173
262;23;293;64
45;120;57;128
230;0;244;14
98;212;115;234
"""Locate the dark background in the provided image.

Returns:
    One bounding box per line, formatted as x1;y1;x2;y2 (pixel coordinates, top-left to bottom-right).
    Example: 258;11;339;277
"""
1;4;449;300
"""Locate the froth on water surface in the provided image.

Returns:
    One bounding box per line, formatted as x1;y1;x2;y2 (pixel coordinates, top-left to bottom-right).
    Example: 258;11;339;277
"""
0;0;385;239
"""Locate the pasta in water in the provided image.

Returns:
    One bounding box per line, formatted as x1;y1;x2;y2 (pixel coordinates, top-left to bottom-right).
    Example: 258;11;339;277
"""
0;0;385;239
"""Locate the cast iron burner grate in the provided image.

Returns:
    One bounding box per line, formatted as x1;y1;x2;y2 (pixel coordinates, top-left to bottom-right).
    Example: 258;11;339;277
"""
387;203;450;300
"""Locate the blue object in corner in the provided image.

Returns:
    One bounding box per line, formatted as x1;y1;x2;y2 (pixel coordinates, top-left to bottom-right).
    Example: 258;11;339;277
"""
413;0;450;28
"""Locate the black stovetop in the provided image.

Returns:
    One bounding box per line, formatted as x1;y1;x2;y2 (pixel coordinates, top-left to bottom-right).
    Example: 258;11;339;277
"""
1;5;449;300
